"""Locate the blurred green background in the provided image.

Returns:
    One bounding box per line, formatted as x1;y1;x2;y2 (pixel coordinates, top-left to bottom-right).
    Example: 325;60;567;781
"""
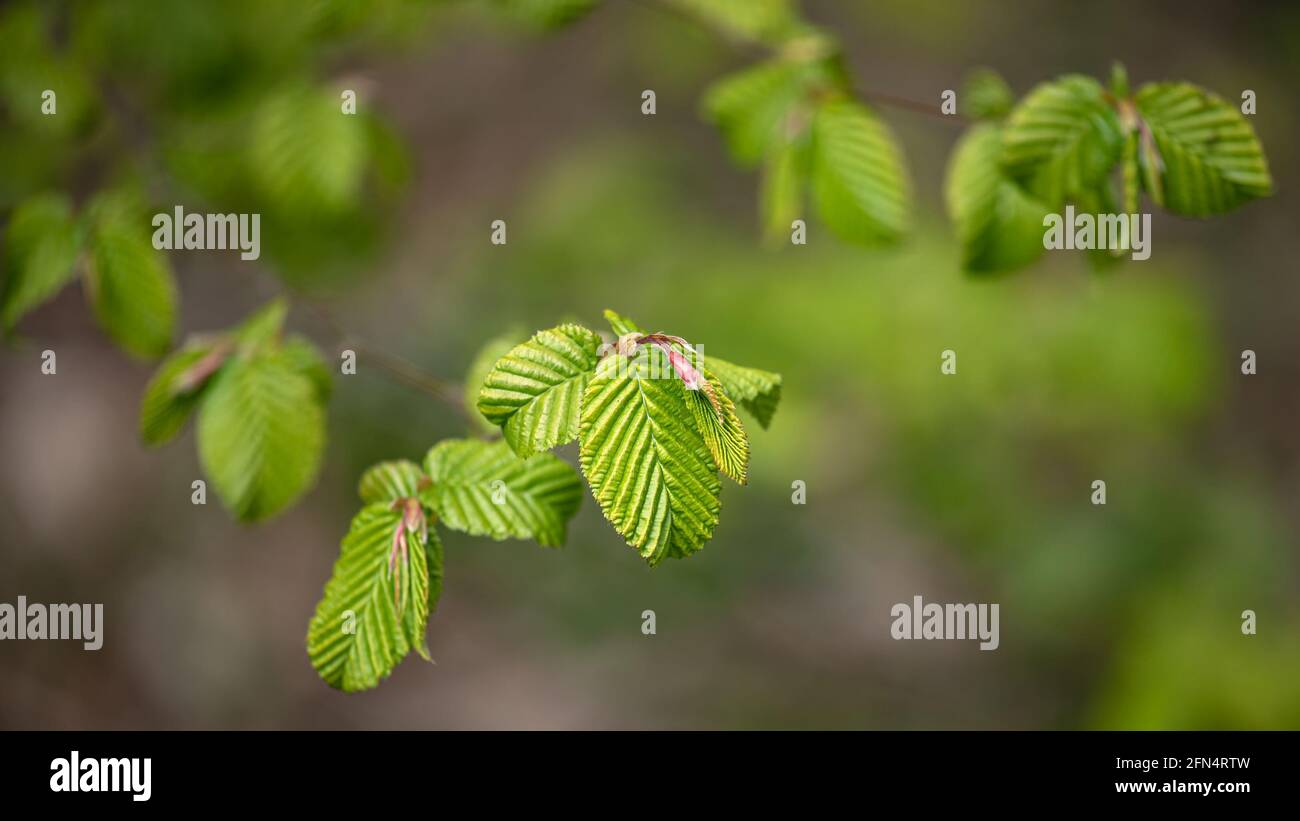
1;0;1298;728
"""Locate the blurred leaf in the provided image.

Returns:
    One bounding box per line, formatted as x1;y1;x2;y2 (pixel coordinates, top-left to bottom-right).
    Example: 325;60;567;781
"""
139;342;223;446
250;83;368;215
1001;74;1124;205
84;195;178;359
281;333;333;402
705;354;782;428
422;438;583;547
810;98;911;245
307;502;440;692
197;346;326;521
944;122;1049;274
759;137;807;244
688;370;749;484
702;58;811;167
0;4;97;136
463;326;526;436
1135;82;1272;217
961;67;1013;121
666;0;800;44
491;0;601;29
580;344;721;565
476;323;602;458
1;192;83;329
358;459;426;504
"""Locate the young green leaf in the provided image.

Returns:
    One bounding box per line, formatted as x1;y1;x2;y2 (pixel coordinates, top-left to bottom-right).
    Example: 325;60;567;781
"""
760;138;807;245
962;68;1014;121
579;344;722;565
603;308;642;337
251;84;368;216
358;460;426;505
84;208;177;359
197;347;326;521
1134;82;1272;217
1001;75;1124;205
423;438;582;547
944;122;1050;274
464;327;525;436
234;298;289;349
281;334;332;403
139;342;224;446
1;193;83;330
702;59;811;168
810;99;911;245
666;0;800;44
687;370;750;484
476;323;602;459
306;502;442;692
703;355;782;429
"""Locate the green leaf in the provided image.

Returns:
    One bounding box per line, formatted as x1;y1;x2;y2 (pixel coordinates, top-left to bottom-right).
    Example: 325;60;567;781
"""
944;123;1050;274
760;138;807;245
281;334;332;403
666;0;800;44
423;438;582;547
139;342;225;446
306;502;441;692
251;84;368;215
962;68;1014;121
493;0;600;29
1001;75;1124;205
84;209;178;359
1;193;83;329
197;348;326;521
358;460;426;505
688;371;750;484
234;298;289;349
1135;82;1272;217
705;355;782;429
810;99;911;245
603;308;642;337
579;344;722;565
702;59;811;168
476;323;603;459
464;327;525;436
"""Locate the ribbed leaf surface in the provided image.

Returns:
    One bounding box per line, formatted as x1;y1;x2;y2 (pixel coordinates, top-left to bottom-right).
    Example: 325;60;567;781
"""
358;460;425;505
702;59;809;167
810;99;911;245
1001;75;1124;205
945;123;1050;274
705;355;783;429
306;503;441;692
197;349;325;521
579;346;722;565
139;343;219;446
476;323;602;458
688;371;750;485
85;212;177;359
1135;82;1272;216
423;438;582;547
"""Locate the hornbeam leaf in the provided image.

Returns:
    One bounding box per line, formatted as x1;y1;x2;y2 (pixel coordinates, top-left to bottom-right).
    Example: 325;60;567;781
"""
281;334;332;403
603;308;643;337
944;122;1050;274
0;193;83;330
666;0;800;44
464;327;525;436
1001;74;1124;205
197;348;326;521
476;323;602;458
704;355;783;429
358;460;426;505
306;503;441;692
84;207;177;359
760;138;807;245
810;99;911;245
688;370;750;485
139;342;222;446
702;58;810;168
1135;82;1272;217
579;345;722;565
423;438;582;547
